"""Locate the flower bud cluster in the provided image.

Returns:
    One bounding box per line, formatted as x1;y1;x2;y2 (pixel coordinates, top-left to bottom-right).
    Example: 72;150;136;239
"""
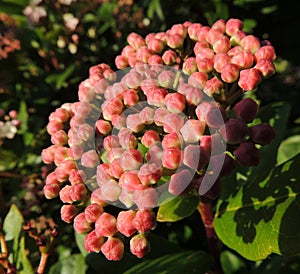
0;109;21;144
42;18;277;259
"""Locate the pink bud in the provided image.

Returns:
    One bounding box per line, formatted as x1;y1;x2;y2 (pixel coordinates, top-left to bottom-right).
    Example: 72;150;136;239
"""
162;49;177;65
130;234;151;258
212;19;226;32
196;57;214;73
207;28;223;45
203;76;223;96
168;169;194;195
73;213;92;234
196;26;210;41
120;149;143;171
200;134;225;156
138;163;162;185
139;107;155;125
147;38;164;53
68;145;83;160
107;147;125;163
53;147;69;166
230;30;246;46
162;147;182;169
231;49;255;69
51;130;68;145
110;158;124;179
123;89;139;106
146;87;168;107
45;171;59;185
81;150;100;168
213;53;231;73
127;32;146;49
133;210;157;233
225;18;243;36
238;68;262;91
97;163;112;184
227;45;243;57
194;41;210;56
95;212;117;237
196;47;215;60
84;230;105;253
241;35;261;53
115;55;128;69
164;92;186;113
101;237;124;261
254;59;275;78
146;145;163;167
122;45;135;58
116;210;137;237
188;72;208;89
95;120;112;135
102;98;124;121
254;45;276;61
167;33;184;49
118;128;138;149
188;23;203;40
163;113;185;133
50;107;70;123
71;183;87;202
162;132;182;149
44;183;60;199
47;120;63;135
141;130;160;148
119;171;147;191
61;204;78;223
103;135;120;151
77;123;94;141
59;185;73;203
126;113;144;133
154;107;170;126
182;57;198;75
148;54;163;65
220;63;240;83
41;145;58;164
180;119;206;143
84;204;104;223
213;35;231;53
111;114;126;129
133;187;158;209
90;188;107;207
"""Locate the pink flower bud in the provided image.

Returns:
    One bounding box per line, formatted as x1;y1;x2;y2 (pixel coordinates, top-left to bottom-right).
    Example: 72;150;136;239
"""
140;78;158;95
162;49;177;65
91;188;107;206
230;30;246;46
213;35;231;53
196;26;210;41
188;23;203;40
84;204;104;223
116;210;137;237
194;41;210;56
225;18;243;36
207;28;223;45
146;87;168;107
183;145;209;170
81;150;100;168
133;210;156;233
122;45;135;58
101;237;124;261
164;92;186;113
95;213;117;237
45;171;59;185
130;234;151;258
147;38;164;53
84;230;105;253
115;55;128;69
118;128;138;149
234;141;260;166
102;98;124;121
97;163;112;184
119;188;135;208
61;204;78;223
119;171;147;191
123;89;139;106
50;107;70;123
133;187;158;209
167;33;184;49
110;158;124;179
107;147;125;163
51;130;68;145
47;120;64;135
111;114;126;129
219;118;248;145
163;113;185;133
68;145;83;160
53;146;69;166
231;49;255;69
120;149;143;171
238;68;262;91
220;63;240;83
126;113;144;133
227;45;243;57
196;57;214;73
71;183;88;202
138;163;162;185
168;169;194;195
212;19;226;32
196;102;226;128
154;107;170;126
44;183;60;199
213;53;231;73
162;147;182;169
250;123;275;145
103;135;120;151
141;130;160;148
254;59;275;78
95;120;112;135
162;132;182;149
74;213;92;234
203;76;223;96
146;145;163;167
77;123;94;141
127;32;146;49
180;119;206;143
188;72;208;89
148;54;163;65
254;45;276;61
241;35;261;53
41;145;58;164
182;57;198;75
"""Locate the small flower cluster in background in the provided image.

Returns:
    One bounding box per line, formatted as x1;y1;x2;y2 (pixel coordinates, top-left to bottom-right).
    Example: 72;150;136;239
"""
0;109;21;145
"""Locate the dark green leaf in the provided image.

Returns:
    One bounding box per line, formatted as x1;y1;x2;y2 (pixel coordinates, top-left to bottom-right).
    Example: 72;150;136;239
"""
49;254;87;274
277;135;300;165
124;250;212;274
0;148;18;171
220;250;246;274
157;195;199;222
215;154;300;261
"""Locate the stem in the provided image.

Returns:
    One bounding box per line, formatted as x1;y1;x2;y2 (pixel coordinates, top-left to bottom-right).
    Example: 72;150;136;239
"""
198;198;223;274
36;252;49;274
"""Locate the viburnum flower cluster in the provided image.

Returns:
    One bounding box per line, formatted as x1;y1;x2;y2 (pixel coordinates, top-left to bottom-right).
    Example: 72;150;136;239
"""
42;18;276;260
0;109;21;145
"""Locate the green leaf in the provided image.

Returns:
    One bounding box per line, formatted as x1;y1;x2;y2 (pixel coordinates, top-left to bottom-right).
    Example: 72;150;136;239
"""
157;195;199;222
215;154;300;261
220;250;246;274
3;204;34;273
0;148;18;171
124;250;212;274
277;135;300;165
75;231;89;258
49;254;87;274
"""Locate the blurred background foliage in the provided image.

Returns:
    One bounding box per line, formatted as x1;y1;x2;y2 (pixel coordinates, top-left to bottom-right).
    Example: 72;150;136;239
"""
0;0;300;273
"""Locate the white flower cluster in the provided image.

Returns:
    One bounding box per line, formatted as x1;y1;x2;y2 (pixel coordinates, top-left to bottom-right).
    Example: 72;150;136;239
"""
0;121;18;140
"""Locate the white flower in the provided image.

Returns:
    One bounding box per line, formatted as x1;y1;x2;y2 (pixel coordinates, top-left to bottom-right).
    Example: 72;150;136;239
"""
63;13;79;31
0;121;17;139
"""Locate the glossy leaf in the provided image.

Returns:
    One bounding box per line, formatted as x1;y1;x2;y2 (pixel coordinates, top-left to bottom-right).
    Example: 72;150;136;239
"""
277;135;300;165
157;195;199;222
215;154;300;261
124;250;212;274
